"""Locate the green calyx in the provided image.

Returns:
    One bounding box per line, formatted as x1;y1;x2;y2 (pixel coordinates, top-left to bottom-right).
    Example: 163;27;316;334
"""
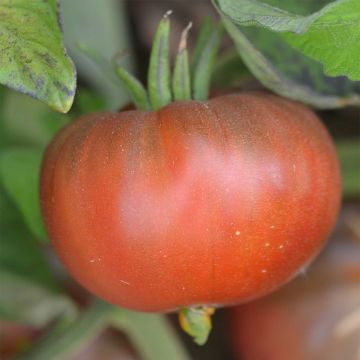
114;14;223;111
79;14;223;111
179;306;215;345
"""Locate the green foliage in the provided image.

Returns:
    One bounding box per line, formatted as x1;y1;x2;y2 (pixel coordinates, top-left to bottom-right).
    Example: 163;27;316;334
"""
18;300;111;360
0;188;76;326
336;139;360;197
282;1;360;81
212;50;251;88
0;148;47;241
214;0;360;80
60;0;133;110
0;0;76;112
213;0;360;108
0;271;76;327
2;90;69;148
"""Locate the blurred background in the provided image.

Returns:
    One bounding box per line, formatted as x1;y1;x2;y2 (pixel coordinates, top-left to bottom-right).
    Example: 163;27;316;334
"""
0;0;359;359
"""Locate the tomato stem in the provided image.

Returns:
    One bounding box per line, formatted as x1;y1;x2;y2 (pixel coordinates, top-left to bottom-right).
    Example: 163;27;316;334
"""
178;306;215;345
172;22;192;101
147;11;173;110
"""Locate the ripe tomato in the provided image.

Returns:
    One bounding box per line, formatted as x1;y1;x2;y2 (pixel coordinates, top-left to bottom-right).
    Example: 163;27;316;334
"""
40;92;341;312
230;205;360;360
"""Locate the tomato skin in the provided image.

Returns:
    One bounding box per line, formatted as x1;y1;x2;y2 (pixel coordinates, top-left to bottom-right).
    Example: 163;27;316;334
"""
229;214;360;360
40;93;341;312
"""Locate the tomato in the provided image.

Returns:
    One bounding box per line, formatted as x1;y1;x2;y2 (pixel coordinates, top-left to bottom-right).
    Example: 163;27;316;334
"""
230;205;360;360
40;92;341;312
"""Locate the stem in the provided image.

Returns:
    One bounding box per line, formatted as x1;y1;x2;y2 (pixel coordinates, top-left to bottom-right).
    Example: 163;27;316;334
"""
148;11;173;110
17;300;113;360
192;23;224;101
112;309;192;360
172;23;192;101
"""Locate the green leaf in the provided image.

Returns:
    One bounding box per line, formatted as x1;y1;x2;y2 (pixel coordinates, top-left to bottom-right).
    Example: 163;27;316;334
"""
74;87;107;115
61;0;134;110
0;226;52;289
0;189;77;327
213;0;360;81
18;300;111;360
112;309;191;360
212;50;252;88
0;0;76;112
148;12;172;110
336;139;360;197
282;0;360;80
0;192;52;288
0;271;76;327
2;89;69;148
218;18;360;108
0;148;47;242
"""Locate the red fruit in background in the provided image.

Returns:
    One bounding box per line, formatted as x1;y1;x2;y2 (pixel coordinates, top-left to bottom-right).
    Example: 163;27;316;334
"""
40;92;341;312
230;204;360;360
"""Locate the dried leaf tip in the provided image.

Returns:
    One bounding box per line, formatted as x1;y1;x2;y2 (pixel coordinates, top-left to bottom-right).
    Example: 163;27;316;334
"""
179;22;193;53
164;10;173;18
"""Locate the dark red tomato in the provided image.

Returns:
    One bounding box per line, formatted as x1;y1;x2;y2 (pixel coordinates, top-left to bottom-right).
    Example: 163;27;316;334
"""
40;92;341;312
230;206;360;360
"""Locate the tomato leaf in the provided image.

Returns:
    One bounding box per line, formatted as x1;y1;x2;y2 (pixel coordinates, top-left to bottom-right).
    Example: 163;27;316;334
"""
2;90;69;148
0;271;76;327
336;139;360;197
0;189;77;326
60;0;133;110
18;300;112;360
0;190;50;287
0;148;47;242
214;16;360;108
0;0;76;113
213;0;360;81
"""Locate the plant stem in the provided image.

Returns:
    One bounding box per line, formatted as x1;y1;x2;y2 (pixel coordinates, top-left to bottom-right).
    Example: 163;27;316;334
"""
112;309;192;360
17;299;113;360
